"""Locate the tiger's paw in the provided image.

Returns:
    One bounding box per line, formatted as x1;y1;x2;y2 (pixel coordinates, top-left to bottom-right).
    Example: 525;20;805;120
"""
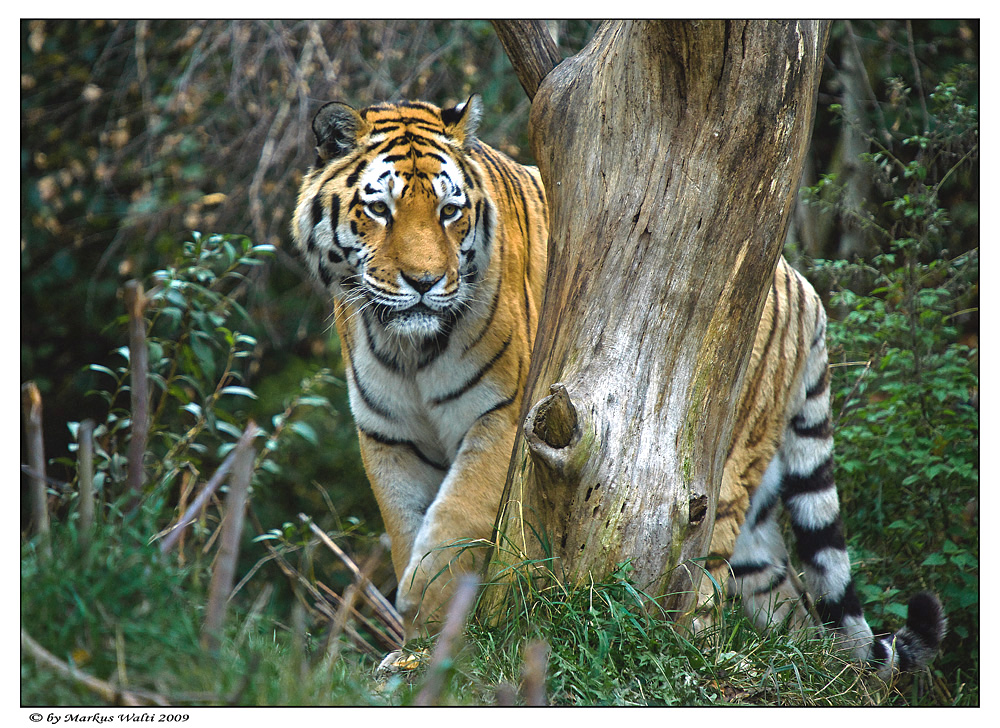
375;648;429;677
396;552;452;633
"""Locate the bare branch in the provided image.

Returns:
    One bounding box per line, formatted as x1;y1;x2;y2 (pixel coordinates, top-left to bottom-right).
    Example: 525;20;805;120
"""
491;20;562;100
202;422;258;651
123;280;150;503
157;431;251;553
21;629;170;706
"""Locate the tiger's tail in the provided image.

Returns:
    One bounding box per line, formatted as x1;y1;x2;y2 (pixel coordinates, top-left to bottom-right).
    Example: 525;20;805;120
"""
868;591;947;679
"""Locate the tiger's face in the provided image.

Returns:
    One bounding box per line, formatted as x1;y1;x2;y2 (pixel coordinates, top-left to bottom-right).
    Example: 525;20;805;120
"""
293;97;495;340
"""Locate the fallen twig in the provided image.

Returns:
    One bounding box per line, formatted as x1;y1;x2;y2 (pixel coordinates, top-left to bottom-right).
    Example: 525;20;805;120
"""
834;354;876;428
322;536;388;663
21;629;169;706
157;426;255;553
315;581;401;652
299;513;405;645
323;583;361;665
252;533;387;657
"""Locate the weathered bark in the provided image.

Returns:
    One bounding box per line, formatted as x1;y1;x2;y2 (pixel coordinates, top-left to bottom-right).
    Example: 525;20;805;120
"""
486;20;829;616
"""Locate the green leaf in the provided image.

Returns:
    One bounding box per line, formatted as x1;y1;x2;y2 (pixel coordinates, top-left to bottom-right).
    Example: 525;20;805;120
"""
165;286;187;309
297;395;333;408
220;386;257;399
87;364;119;379
215;420;244;439
884;602;908;620
289;421;319;445
189;336;216;380
921;553;947;567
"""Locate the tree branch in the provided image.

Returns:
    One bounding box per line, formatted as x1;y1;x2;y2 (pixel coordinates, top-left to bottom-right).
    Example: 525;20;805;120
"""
21;381;51;559
123;280;150;504
490;20;562;100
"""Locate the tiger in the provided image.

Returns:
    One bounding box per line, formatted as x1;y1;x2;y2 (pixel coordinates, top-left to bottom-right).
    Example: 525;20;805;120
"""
292;95;945;676
292;95;547;628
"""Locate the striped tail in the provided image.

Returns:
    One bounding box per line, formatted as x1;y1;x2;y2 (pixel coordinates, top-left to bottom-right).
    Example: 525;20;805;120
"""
869;591;947;679
730;303;946;677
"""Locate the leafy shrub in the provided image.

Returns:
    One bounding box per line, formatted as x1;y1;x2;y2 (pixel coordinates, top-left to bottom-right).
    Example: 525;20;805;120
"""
803;65;978;703
41;234;346;522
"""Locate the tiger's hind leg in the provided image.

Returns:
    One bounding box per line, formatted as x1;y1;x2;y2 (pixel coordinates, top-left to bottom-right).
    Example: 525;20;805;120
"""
729;453;815;634
779;313;875;661
739;305;946;676
723;269;944;675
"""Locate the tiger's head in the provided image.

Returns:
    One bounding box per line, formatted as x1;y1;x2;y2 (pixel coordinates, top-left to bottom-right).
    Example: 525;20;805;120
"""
293;96;496;341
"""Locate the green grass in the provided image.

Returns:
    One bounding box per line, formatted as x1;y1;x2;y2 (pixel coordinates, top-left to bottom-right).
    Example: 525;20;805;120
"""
20;519;406;706
21;518;966;706
463;564;956;707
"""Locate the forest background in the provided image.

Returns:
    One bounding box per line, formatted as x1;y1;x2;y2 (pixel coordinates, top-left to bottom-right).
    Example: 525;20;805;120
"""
20;20;978;706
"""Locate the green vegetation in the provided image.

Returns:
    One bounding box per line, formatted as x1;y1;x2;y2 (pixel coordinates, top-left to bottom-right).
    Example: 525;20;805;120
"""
22;20;976;706
803;56;978;704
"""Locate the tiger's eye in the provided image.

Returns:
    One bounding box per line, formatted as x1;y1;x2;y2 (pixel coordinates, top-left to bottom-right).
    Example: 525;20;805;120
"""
368;201;389;216
441;203;460;219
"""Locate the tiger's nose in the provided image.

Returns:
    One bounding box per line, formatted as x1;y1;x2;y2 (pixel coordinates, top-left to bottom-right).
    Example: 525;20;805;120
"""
401;272;443;295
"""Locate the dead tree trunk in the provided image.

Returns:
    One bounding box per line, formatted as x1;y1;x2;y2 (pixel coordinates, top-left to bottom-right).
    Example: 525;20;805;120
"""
485;20;829;616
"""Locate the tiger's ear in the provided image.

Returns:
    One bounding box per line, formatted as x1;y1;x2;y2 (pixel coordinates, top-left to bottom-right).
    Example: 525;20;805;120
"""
442;94;483;149
312;102;368;163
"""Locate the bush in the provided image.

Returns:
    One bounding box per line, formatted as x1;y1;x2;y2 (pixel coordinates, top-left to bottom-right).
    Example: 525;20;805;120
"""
803;62;978;703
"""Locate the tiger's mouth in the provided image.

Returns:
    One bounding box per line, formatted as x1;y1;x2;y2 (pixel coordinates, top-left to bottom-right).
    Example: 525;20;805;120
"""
375;301;457;339
352;263;479;340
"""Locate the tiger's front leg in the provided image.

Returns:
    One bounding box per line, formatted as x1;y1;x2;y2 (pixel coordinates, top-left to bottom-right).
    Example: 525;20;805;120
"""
395;411;515;633
357;431;448;588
